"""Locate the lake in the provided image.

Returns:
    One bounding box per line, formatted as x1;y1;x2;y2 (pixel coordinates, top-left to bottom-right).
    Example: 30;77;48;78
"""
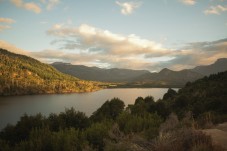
0;88;174;130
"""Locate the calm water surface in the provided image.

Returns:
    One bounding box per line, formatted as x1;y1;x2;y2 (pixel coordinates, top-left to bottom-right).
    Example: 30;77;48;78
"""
0;88;174;130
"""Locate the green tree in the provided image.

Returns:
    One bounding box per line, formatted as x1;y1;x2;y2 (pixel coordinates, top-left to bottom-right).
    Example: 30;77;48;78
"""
163;88;177;100
90;98;125;122
85;121;111;151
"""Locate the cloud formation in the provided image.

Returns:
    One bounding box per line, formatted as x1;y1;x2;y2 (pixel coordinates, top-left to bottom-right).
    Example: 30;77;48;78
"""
204;5;227;15
182;38;227;65
0;17;15;32
179;0;196;5
46;23;174;70
116;1;141;15
11;0;41;14
45;24;227;71
0;18;15;24
47;24;167;57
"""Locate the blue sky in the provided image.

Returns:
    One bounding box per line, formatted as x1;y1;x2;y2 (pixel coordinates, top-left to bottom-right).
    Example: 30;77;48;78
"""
0;0;227;71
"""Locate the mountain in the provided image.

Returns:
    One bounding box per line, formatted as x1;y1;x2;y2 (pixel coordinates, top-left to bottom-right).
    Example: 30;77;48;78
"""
51;58;227;88
51;62;150;82
137;68;202;82
132;68;203;87
51;62;203;87
0;49;101;96
133;59;227;87
192;58;227;76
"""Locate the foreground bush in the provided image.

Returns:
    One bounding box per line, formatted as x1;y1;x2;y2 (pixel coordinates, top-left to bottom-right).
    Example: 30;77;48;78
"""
153;113;224;151
153;128;224;151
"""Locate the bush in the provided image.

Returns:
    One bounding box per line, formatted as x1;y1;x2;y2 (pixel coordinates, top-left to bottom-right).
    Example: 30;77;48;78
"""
117;112;162;139
85;121;112;151
0;113;46;144
90;98;125;122
58;108;89;130
153;128;223;151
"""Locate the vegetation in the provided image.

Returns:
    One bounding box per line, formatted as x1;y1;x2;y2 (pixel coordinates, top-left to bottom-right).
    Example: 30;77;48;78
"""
0;70;226;150
0;49;101;95
166;71;227;123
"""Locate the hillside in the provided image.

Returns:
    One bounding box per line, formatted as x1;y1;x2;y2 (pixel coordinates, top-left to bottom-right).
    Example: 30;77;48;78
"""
52;62;150;82
0;49;101;96
192;58;227;76
160;71;227;119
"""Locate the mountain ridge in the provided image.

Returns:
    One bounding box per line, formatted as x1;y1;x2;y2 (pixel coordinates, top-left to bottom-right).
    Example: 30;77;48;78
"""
51;58;227;87
51;62;150;82
192;58;227;76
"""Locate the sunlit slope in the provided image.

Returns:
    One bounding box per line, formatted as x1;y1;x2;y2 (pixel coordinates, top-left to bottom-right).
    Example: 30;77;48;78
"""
0;48;101;95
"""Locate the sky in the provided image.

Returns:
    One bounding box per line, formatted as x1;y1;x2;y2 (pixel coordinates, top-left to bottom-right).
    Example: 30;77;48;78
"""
0;0;227;72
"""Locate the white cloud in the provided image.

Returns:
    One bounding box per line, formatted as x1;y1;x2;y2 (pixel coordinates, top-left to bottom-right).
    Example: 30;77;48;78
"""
116;1;141;15
45;24;184;70
0;17;15;32
10;0;42;14
204;5;227;15
0;17;15;24
170;39;227;69
179;0;196;5
46;24;227;71
47;24;167;56
44;23;174;70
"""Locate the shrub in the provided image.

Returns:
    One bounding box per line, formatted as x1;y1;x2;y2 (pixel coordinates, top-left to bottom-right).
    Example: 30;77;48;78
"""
85;121;112;151
117;112;162;139
90;98;125;122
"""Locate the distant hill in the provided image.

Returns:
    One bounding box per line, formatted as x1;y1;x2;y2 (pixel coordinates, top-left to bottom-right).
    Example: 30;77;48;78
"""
192;58;227;76
0;49;101;96
133;68;203;87
52;62;150;82
51;63;204;87
51;58;227;87
131;59;227;87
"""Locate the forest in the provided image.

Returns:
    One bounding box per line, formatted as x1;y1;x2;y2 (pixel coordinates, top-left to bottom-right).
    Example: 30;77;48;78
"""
0;49;101;96
0;71;226;151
